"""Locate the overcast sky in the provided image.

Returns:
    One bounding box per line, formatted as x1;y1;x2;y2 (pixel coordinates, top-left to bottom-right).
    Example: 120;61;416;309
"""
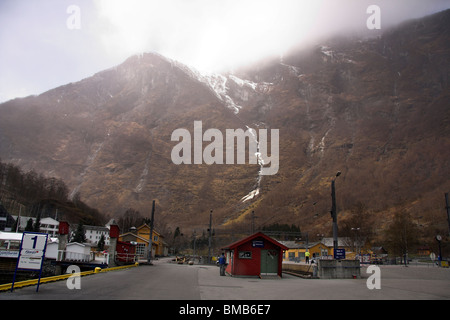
0;0;449;103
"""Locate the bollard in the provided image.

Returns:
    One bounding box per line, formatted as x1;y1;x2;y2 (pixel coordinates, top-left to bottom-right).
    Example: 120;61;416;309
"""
94;267;102;274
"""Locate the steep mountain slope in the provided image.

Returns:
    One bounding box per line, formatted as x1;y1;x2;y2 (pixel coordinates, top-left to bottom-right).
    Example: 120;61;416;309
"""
0;51;267;227
1;10;449;239
232;9;450;236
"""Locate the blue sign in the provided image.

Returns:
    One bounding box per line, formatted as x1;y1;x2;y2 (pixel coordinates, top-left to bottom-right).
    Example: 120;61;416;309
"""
252;240;264;248
334;248;345;259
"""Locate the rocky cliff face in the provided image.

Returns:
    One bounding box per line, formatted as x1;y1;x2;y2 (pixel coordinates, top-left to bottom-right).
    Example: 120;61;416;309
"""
1;10;449;236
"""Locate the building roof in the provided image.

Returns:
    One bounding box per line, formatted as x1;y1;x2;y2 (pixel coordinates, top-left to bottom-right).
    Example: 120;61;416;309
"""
40;217;59;225
321;237;366;248
278;240;322;249
221;232;289;251
67;242;96;248
0;231;23;241
105;218;117;227
0;231;57;242
136;224;161;236
0;204;10;215
84;225;109;232
120;232;150;244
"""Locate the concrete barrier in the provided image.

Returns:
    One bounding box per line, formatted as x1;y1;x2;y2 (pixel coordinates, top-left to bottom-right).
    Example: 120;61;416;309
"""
317;259;360;279
282;263;315;277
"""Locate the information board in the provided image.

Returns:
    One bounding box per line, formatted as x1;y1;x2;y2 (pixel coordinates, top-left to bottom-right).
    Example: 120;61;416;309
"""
11;232;48;292
334;248;346;260
252;240;264;248
21;233;47;251
17;233;48;270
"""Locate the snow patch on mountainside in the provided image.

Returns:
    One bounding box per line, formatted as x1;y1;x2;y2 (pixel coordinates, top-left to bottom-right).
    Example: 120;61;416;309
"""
168;58;273;114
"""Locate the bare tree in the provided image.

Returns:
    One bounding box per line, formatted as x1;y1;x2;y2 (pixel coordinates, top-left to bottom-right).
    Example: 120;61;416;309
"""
384;209;420;263
340;202;373;251
117;208;144;232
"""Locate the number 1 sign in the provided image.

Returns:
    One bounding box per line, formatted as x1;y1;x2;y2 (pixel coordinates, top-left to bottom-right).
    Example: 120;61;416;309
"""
22;233;47;251
11;232;48;292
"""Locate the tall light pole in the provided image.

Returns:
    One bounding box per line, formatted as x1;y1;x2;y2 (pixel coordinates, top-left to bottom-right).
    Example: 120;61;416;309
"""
351;227;361;261
208;210;212;264
331;171;341;257
192;230;197;262
445;193;450;237
251;210;257;234
147;200;155;264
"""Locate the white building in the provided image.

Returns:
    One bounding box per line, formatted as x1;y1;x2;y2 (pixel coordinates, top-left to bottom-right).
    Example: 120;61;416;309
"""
84;225;110;246
12;216;59;236
39;217;59;237
65;242;92;262
45;239;59;259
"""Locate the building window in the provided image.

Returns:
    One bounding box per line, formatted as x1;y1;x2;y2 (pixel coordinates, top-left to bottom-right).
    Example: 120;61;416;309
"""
136;243;146;257
288;252;295;261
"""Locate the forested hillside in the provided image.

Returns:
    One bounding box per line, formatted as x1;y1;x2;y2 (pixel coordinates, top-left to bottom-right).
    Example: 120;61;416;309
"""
0;160;107;225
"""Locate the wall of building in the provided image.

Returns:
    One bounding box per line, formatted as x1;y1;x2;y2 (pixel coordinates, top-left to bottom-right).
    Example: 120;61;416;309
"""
229;237;281;276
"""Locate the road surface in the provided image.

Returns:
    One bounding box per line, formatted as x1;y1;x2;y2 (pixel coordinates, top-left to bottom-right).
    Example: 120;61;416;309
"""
1;258;449;300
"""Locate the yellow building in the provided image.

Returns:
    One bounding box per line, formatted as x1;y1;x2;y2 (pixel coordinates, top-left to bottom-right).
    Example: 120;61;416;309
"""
281;237;371;262
320;237;371;259
119;224;168;260
281;241;330;262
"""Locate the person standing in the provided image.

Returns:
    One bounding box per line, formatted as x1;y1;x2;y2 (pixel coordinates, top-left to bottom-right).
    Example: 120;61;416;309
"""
305;250;310;264
219;253;227;276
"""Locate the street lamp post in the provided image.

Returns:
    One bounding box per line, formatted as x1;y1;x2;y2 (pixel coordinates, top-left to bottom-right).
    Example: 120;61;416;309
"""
193;230;197;263
445;193;450;237
147;200;155;265
436;235;442;267
208;210;212;264
331;171;341;258
352;227;361;261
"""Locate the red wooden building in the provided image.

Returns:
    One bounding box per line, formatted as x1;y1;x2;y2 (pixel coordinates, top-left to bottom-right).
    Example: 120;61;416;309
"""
221;232;288;278
116;241;136;263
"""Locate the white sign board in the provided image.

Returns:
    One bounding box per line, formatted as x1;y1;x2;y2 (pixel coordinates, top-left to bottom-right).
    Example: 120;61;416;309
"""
18;256;44;270
21;233;47;251
11;232;49;292
21;249;45;257
16;233;48;271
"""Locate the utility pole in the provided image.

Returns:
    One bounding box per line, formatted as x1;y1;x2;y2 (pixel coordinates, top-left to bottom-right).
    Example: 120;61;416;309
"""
331;171;341;257
147;200;155;265
436;235;443;266
445;193;450;237
192;230;197;262
16;205;22;233
208;210;212;264
251;210;257;234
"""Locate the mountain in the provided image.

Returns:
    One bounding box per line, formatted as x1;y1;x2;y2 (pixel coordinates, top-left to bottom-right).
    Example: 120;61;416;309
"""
1;10;449;241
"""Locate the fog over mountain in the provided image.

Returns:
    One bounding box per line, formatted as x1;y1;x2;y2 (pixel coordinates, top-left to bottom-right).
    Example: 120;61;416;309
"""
1;0;449;102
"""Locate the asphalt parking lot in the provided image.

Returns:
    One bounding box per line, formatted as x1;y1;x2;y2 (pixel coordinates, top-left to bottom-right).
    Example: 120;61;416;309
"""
1;259;449;300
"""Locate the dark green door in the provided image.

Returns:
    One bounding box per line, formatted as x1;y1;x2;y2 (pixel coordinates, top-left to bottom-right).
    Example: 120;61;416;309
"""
260;250;278;275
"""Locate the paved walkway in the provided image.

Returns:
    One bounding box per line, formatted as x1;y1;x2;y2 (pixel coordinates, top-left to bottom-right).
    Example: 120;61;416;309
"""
1;259;449;300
